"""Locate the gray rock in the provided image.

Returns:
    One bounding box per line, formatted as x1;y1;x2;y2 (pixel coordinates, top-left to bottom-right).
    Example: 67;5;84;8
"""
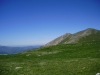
96;73;100;75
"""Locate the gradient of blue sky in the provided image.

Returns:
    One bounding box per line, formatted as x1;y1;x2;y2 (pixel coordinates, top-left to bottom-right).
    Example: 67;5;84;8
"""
0;0;100;46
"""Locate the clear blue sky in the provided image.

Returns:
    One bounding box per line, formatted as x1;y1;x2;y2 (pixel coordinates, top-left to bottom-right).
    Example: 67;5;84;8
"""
0;0;100;46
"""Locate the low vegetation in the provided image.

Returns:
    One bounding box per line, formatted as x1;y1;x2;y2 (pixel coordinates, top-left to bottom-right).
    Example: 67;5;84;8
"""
0;40;100;75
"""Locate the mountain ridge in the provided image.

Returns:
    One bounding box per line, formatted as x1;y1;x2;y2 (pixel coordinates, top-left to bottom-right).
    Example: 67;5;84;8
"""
44;28;100;47
0;45;42;54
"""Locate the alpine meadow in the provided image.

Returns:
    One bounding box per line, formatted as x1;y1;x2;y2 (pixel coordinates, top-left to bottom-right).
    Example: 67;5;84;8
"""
0;0;100;75
0;28;100;75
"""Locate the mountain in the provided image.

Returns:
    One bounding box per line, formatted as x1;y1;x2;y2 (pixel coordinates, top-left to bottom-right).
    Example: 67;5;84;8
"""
0;45;42;54
45;28;100;47
0;28;100;75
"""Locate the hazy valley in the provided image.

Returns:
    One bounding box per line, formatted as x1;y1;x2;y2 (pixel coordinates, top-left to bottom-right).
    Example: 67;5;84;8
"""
0;45;41;54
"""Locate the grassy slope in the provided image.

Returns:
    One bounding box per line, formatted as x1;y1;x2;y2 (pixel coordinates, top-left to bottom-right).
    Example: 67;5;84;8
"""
59;29;100;44
0;41;100;75
79;30;100;42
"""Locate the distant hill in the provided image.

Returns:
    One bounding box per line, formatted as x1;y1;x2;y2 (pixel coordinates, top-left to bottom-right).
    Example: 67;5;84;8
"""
0;45;41;54
44;28;100;47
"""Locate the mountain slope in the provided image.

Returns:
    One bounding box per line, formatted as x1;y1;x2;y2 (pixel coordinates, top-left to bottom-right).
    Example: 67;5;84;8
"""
45;33;72;46
0;28;100;75
0;39;100;75
45;28;100;47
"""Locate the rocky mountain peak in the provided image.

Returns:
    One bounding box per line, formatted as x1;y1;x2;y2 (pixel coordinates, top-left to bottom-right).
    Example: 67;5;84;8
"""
44;28;100;47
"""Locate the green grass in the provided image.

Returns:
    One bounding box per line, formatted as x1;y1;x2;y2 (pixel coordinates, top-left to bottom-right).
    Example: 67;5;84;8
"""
0;41;100;75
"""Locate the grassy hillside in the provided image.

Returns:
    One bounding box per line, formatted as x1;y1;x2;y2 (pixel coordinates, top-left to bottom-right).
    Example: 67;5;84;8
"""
0;40;100;75
79;30;100;42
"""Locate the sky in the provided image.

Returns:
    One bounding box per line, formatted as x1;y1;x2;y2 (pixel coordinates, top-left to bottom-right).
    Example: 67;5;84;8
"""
0;0;100;46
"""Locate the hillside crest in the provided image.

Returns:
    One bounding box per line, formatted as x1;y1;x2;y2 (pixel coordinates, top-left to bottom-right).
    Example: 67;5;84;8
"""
44;28;100;47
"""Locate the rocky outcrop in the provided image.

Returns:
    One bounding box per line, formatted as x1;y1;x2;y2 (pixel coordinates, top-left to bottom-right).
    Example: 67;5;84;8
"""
44;33;71;47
